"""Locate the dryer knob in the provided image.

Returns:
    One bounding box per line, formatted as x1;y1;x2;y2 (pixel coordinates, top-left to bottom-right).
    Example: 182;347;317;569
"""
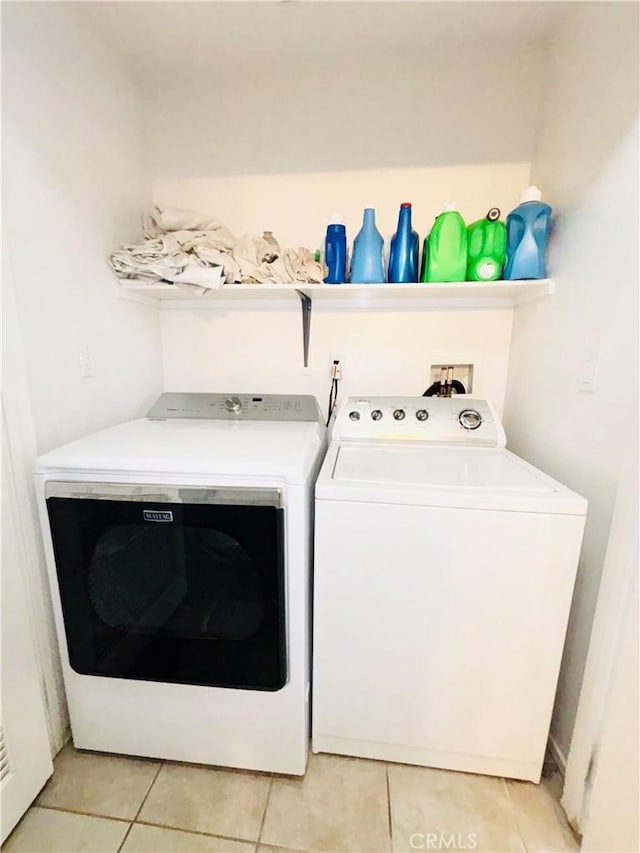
348;411;360;421
416;409;429;422
371;409;383;421
225;396;242;413
393;409;406;421
459;408;482;430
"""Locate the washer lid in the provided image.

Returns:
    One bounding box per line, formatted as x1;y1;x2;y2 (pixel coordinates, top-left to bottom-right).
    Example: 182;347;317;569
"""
34;418;326;485
334;445;554;491
317;445;587;515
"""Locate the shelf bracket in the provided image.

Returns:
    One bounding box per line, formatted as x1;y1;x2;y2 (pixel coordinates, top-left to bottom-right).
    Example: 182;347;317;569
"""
295;289;312;368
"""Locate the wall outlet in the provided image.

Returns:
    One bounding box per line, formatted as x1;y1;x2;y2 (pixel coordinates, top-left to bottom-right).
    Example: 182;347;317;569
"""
330;357;343;379
79;347;96;378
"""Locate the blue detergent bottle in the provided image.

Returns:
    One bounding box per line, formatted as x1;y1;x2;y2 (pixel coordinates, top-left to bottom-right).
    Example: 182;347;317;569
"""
388;202;419;283
504;186;552;280
350;206;385;283
323;214;347;284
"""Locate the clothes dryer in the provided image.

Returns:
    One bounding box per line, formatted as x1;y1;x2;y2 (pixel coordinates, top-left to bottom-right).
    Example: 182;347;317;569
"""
36;393;326;775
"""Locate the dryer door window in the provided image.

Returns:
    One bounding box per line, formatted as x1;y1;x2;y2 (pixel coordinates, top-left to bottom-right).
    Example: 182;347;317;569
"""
45;483;286;691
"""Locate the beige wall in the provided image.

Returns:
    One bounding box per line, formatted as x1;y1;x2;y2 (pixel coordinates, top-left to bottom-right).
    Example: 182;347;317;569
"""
3;3;163;455
147;44;542;246
149;44;543;408
160;307;514;414
2;2;164;748
503;2;639;765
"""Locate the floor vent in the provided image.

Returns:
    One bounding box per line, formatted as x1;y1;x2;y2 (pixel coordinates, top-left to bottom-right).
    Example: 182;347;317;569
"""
0;726;12;783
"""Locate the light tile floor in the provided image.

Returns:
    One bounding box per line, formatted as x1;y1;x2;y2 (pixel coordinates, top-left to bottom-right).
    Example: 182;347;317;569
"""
4;744;579;853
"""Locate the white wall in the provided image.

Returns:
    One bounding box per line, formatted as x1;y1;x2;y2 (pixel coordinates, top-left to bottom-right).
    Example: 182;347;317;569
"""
3;2;163;454
160;307;514;413
151;44;542;408
503;2;639;767
148;45;541;246
2;2;164;749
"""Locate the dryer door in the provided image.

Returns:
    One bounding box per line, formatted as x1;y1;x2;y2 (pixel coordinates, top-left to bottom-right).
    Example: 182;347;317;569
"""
45;483;286;691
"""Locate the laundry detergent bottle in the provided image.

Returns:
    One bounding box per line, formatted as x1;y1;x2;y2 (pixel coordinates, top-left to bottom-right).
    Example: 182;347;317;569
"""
504;186;552;280
323;214;347;284
422;203;467;282
388;203;419;283
350;206;385;283
466;208;507;282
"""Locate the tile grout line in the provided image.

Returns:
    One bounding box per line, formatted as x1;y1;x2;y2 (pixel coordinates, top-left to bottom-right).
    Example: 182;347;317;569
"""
502;777;530;853
35;804;131;824
117;821;134;851
134;818;269;845
256;773;275;848
117;760;164;852
386;765;394;852
34;801;263;847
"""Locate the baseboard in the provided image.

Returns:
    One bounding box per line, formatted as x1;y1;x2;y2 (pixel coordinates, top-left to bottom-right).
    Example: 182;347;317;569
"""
548;732;567;776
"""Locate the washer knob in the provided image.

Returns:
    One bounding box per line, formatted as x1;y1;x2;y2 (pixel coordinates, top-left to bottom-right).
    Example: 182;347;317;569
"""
416;409;429;422
459;408;482;430
371;409;383;421
393;409;406;421
224;396;242;413
348;411;360;421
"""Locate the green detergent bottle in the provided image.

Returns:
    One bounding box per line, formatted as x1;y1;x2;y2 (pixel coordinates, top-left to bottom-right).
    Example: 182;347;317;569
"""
422;203;467;282
466;208;506;282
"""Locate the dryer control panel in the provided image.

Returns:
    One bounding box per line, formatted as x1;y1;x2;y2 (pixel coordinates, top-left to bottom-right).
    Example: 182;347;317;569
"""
147;393;323;423
333;397;506;447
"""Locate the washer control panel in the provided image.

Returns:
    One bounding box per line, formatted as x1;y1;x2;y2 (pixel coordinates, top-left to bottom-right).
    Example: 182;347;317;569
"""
147;393;323;423
334;397;505;447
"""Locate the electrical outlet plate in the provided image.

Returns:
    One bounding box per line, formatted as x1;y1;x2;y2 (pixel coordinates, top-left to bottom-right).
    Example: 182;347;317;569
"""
429;364;473;394
580;350;600;393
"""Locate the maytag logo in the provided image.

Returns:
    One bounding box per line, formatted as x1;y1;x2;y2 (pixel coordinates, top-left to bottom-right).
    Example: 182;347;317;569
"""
143;510;173;522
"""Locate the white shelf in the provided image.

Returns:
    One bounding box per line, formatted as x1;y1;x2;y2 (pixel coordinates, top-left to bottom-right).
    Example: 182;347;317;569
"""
116;278;554;310
116;277;554;368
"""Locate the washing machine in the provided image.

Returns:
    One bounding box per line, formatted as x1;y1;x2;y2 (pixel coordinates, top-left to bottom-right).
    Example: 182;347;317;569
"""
312;396;587;783
35;393;326;775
